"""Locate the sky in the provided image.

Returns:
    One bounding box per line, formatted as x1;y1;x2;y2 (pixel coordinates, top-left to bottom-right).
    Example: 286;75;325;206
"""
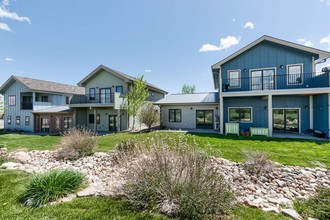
1;0;330;94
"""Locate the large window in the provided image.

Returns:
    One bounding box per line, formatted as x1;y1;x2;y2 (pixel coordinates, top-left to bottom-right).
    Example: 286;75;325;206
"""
100;88;111;103
116;86;123;94
7;116;11;125
8;95;16;106
169;109;182;123
89;114;100;124
287;64;303;85
25;116;30;125
251;69;275;90
228;70;240;87
64;117;73;129
89;88;95;100
229;108;252;122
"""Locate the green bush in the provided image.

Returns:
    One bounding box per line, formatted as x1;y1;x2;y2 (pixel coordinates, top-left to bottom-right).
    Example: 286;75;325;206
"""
57;127;99;159
117;134;234;219
19;169;85;207
294;187;330;220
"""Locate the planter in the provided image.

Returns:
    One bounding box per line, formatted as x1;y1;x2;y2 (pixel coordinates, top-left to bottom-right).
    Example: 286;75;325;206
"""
240;131;245;136
245;131;250;137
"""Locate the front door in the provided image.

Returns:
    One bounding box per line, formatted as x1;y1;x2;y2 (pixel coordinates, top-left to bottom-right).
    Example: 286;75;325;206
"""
273;109;299;132
109;115;117;131
196;110;213;129
41;117;50;133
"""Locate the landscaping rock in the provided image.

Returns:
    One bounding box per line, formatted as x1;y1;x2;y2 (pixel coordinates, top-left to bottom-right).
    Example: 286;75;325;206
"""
281;209;302;220
0;162;22;169
262;207;280;214
9;151;31;163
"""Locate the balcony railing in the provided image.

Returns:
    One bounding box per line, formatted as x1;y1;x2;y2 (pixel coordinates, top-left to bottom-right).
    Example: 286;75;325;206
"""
21;102;33;110
70;93;115;104
222;72;329;92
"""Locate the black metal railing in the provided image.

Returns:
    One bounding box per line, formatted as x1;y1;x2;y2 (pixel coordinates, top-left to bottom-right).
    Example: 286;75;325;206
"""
21;102;33;110
70;93;115;104
222;72;329;92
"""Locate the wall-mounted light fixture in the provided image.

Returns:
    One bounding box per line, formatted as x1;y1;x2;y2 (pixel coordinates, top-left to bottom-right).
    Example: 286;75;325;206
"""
264;106;268;110
305;105;309;110
190;107;193;110
243;68;247;72
280;65;284;69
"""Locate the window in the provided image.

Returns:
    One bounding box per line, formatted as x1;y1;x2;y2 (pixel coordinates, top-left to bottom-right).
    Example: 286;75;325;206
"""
66;96;70;104
251;69;275;90
89;114;100;124
7;116;11;125
169;109;182;123
287;64;303;85
25;116;30;125
16;116;20;125
41;96;48;102
55;117;60;130
89;88;95;100
116;86;123;94
64;117;73;129
229;108;252;122
228;70;240;87
8;95;16;106
41;118;50;132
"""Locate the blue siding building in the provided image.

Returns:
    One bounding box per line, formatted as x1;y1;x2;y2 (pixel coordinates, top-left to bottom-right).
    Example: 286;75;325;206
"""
212;35;330;137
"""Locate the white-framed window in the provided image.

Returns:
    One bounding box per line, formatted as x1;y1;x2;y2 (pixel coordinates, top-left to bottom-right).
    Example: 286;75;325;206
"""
8;95;16;106
25;116;30;125
228;70;241;87
287;64;303;85
228;107;252;122
169;109;182;123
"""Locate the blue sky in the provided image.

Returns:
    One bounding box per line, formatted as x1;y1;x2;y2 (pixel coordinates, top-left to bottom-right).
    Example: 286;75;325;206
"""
1;0;330;94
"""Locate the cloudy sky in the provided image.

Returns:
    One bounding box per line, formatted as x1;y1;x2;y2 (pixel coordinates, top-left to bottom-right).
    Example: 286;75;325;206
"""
1;0;330;94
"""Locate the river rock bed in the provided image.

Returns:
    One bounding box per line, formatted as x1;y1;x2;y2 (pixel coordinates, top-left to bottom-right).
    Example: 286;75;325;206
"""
1;148;329;219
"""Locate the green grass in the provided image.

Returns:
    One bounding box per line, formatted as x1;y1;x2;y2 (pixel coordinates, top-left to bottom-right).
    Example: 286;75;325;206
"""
0;170;289;220
1;131;330;168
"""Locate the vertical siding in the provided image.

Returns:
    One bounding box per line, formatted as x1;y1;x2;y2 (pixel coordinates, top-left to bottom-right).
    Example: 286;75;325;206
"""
223;97;268;131
221;41;314;91
313;94;329;134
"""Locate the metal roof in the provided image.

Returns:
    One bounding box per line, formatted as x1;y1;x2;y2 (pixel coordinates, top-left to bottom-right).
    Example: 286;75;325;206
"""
155;92;219;105
33;106;73;113
0;75;85;95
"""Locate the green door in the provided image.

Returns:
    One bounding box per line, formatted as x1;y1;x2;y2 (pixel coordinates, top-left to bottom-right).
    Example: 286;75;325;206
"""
109;115;117;131
273;109;299;132
196;110;213;129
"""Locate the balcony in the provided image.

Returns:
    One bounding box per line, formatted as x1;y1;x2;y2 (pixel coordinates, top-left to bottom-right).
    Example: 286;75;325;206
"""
222;72;330;93
70;93;115;105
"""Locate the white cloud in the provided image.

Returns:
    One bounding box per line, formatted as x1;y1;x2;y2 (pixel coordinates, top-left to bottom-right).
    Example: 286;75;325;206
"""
199;35;241;52
243;22;255;29
0;7;31;23
145;69;152;73
320;0;330;5
320;35;330;50
297;38;313;47
0;22;11;31
2;0;9;6
5;57;14;61
232;18;236;22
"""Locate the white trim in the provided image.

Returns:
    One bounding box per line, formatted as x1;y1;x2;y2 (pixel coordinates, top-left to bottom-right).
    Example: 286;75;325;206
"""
286;63;304;86
249;67;277;91
272;108;301;134
228;107;253;123
309;96;313;130
268;95;273;137
227;69;241;88
328;93;330;138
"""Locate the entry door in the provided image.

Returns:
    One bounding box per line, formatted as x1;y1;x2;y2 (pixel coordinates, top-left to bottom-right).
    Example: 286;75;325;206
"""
109;115;117;131
41;118;50;133
196;110;213;129
273;109;299;132
251;69;275;90
100;88;111;103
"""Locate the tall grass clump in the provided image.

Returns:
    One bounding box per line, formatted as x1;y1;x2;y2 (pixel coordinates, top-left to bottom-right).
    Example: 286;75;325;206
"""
116;133;234;219
57;127;99;159
19;169;85;207
294;187;330;220
243;150;274;175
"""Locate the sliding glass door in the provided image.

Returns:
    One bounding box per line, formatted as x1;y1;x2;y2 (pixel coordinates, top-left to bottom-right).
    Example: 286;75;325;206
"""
273;109;299;132
251;69;275;91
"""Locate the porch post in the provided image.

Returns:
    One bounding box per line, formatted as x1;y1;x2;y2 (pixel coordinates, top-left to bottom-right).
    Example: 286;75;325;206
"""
268;94;273;137
219;73;224;134
73;109;76;127
309;95;313;130
117;109;120;132
328;93;330;138
94;109;97;132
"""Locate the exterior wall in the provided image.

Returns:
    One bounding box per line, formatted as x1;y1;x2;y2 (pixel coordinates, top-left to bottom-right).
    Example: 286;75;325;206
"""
313;94;329;135
34;113;74;133
160;104;219;129
221;41;315;91
3;81;34;132
224;97;268;131
75;109;87;126
149;90;165;102
84;70;128;95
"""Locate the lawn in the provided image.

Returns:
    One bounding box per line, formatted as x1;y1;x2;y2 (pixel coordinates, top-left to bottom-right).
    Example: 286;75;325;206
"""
1;131;330;168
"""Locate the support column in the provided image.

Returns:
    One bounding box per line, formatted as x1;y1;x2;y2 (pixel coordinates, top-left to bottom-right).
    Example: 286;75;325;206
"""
268;94;273;137
219;96;224;134
328;93;330;139
117;109;121;132
73;109;76;127
309;95;313;130
94;109;97;132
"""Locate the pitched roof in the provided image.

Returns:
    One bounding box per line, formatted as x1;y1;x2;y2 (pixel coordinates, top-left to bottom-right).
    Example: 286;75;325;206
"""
212;35;330;69
155;92;219;105
0;75;85;95
78;65;168;94
33;105;73;113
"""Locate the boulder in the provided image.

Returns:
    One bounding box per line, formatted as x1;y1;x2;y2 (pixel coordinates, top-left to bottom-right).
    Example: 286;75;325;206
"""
9;151;30;163
281;209;302;220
